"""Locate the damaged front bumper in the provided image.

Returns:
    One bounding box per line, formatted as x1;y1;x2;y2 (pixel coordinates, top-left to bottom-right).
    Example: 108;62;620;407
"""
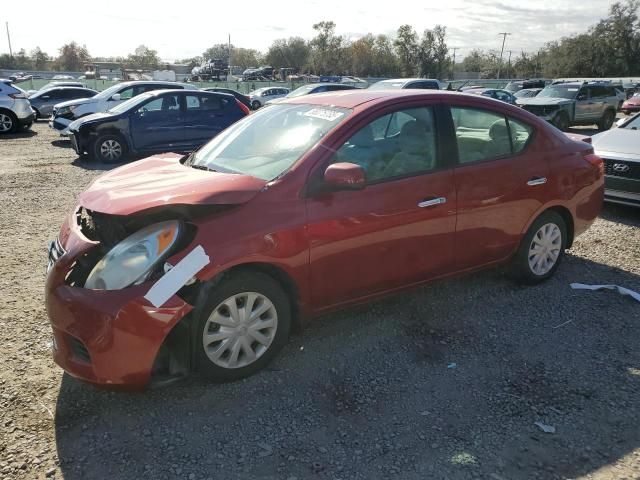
45;209;195;389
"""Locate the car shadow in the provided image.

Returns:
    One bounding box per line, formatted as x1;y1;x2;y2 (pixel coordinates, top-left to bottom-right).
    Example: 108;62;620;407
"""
70;158;126;171
600;203;640;228
51;139;71;148
2;129;37;139
54;253;640;480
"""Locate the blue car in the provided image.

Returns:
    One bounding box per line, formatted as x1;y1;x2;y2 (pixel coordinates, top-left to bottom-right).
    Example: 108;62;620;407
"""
68;89;250;163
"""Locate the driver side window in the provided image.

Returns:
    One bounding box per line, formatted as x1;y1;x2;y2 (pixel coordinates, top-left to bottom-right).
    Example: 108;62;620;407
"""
334;107;438;183
117;87;134;100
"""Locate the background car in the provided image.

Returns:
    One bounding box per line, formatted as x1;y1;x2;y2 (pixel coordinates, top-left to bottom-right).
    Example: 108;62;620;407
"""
29;87;98;119
514;88;542;99
592;113;640;206
265;83;357;105
504;79;548;93
46;90;603;388
50;80;198;135
68;89;249;163
0;78;35;134
466;88;517;104
248;87;290;109
202;87;251;109
621;93;640;114
369;78;443;90
518;82;619;131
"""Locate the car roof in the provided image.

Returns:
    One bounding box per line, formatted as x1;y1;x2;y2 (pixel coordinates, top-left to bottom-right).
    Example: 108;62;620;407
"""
280;89;512;110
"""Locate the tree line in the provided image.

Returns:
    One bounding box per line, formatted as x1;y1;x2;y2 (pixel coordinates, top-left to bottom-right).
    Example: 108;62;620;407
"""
1;0;639;79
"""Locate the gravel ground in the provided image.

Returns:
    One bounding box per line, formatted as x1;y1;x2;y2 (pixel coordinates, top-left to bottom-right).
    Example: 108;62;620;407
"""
0;122;639;480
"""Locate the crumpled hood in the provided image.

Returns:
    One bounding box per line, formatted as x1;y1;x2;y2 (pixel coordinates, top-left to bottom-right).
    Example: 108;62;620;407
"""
79;153;268;215
69;112;115;131
54;97;96;109
517;97;572;106
592;128;640;160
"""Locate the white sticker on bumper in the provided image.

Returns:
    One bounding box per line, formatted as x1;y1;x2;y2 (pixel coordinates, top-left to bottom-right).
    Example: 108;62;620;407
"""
144;246;210;308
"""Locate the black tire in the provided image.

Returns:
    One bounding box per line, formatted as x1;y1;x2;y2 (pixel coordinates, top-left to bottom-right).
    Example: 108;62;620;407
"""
597;109;615;131
251;100;261;110
0;110;18;134
552;111;570;131
93;134;127;163
32;108;40;120
508;211;567;285
194;271;291;382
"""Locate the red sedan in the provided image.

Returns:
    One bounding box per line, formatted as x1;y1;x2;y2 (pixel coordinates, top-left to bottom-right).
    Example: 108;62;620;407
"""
46;90;604;389
621;94;640;114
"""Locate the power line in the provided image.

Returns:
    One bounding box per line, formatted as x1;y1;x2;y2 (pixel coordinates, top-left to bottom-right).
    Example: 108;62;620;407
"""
497;32;511;79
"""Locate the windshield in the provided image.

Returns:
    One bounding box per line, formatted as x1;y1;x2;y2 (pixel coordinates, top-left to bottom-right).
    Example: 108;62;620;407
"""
95;84;126;100
505;82;523;93
514;89;534;98
191;103;351;180
537;85;579;100
620;114;640;129
286;85;316;98
369;81;404;90
107;92;155;114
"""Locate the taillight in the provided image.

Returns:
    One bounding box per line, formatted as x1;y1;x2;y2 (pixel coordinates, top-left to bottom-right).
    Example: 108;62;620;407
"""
9;93;27;99
584;153;604;176
236;99;250;116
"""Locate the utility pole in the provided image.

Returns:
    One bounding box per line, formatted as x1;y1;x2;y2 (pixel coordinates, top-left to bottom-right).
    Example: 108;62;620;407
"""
497;32;511;79
451;47;459;80
507;50;513;79
228;34;232;79
5;22;12;57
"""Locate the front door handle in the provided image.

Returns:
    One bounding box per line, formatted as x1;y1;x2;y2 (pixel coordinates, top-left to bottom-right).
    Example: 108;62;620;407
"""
527;176;547;186
418;197;446;208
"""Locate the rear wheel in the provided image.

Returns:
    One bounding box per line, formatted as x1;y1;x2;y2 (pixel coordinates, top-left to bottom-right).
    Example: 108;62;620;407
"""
32;108;40;120
508;211;567;285
251;100;261;110
194;271;291;382
597;109;615;131
93;134;127;163
0;110;17;134
553;111;569;131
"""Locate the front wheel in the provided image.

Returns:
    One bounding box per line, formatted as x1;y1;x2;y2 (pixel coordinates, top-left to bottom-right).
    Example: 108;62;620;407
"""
194;271;291;382
0;111;17;134
597;109;615;131
552;111;570;131
508;211;567;285
93;134;127;163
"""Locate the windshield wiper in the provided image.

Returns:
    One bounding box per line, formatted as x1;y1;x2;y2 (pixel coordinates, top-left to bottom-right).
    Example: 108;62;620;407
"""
190;164;217;172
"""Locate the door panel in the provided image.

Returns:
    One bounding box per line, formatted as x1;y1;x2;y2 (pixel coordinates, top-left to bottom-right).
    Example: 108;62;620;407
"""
306;104;456;309
182;94;233;145
307;172;456;308
129;93;183;151
450;106;548;270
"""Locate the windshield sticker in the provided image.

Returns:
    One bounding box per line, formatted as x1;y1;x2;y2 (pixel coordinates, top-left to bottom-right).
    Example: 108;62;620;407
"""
566;88;578;91
303;108;345;122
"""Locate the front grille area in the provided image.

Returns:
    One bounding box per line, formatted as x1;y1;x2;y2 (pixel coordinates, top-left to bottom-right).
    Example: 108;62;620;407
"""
604;158;640;180
521;105;558;117
68;336;91;364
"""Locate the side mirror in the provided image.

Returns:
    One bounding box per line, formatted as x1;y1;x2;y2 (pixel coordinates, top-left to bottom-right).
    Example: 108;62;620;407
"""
324;162;366;190
111;93;121;101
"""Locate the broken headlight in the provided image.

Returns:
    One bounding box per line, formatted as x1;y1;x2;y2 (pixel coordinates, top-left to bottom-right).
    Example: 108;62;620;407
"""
84;221;181;290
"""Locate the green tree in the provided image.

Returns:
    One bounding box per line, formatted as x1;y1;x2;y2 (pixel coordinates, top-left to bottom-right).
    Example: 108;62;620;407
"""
56;42;90;71
372;34;399;76
202;44;231;64
394;25;418;76
126;45;160;70
309;21;345;74
30;47;50;70
265;37;310;70
348;34;376;76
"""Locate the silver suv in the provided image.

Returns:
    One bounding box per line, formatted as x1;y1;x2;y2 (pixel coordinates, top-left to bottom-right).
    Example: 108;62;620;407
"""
517;82;619;131
0;79;35;134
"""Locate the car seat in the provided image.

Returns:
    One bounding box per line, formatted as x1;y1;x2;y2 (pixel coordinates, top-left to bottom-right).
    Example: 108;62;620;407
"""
484;120;511;158
382;120;435;177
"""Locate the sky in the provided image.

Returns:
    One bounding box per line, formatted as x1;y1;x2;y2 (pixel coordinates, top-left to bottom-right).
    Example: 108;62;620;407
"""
1;0;613;62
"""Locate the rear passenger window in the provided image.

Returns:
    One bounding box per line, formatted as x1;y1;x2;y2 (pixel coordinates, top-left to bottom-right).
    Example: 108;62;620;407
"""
509;118;533;153
451;107;511;163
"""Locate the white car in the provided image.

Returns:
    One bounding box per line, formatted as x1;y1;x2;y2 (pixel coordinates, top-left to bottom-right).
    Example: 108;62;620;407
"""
50;81;198;135
0;79;35;134
248;87;290;110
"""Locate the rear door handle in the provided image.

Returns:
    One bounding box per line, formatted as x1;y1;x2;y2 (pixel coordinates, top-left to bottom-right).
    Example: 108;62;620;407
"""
418;197;446;208
527;176;547;186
